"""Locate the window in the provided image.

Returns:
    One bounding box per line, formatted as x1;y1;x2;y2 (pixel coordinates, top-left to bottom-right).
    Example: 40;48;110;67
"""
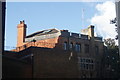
89;64;94;70
42;30;51;33
91;60;93;63
86;64;88;69
78;57;94;70
85;44;89;53
75;43;81;52
86;59;90;63
64;42;67;50
83;63;85;69
83;58;85;63
95;46;99;54
70;42;73;49
80;58;83;62
80;63;84;69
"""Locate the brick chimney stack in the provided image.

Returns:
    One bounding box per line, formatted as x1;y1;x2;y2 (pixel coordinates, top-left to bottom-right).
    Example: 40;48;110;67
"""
17;20;27;47
88;25;94;38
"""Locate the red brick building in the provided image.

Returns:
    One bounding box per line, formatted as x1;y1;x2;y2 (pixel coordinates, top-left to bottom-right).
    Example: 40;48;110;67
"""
3;20;104;78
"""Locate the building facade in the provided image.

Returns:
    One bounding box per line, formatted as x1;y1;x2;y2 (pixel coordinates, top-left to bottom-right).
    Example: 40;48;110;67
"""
3;21;104;78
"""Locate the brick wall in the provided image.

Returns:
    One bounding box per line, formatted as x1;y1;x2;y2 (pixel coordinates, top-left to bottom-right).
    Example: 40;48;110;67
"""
2;56;32;78
31;47;78;78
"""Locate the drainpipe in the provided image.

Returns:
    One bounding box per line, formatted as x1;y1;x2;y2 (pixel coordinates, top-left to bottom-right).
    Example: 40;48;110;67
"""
31;54;34;78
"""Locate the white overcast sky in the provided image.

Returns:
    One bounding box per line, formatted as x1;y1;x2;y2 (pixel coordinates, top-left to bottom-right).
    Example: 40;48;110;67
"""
90;1;117;39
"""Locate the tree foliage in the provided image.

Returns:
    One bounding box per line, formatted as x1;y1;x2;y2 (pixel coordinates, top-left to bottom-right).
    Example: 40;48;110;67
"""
110;18;118;40
103;38;119;78
104;38;116;49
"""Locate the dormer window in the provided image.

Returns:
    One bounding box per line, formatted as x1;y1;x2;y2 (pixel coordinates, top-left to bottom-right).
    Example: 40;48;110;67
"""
42;30;51;34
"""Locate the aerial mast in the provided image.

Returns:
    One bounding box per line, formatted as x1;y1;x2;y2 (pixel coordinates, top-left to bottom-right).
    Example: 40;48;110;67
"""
82;8;85;27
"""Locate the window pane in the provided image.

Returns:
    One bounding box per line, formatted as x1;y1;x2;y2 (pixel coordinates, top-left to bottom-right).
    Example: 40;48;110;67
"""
78;44;80;52
83;63;85;69
80;58;83;62
86;64;88;69
70;43;73;49
95;46;99;54
80;63;83;69
75;44;77;51
75;44;81;52
64;42;67;50
83;59;85;63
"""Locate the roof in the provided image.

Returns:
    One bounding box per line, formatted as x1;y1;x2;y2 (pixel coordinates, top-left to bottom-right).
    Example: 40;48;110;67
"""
26;28;59;38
